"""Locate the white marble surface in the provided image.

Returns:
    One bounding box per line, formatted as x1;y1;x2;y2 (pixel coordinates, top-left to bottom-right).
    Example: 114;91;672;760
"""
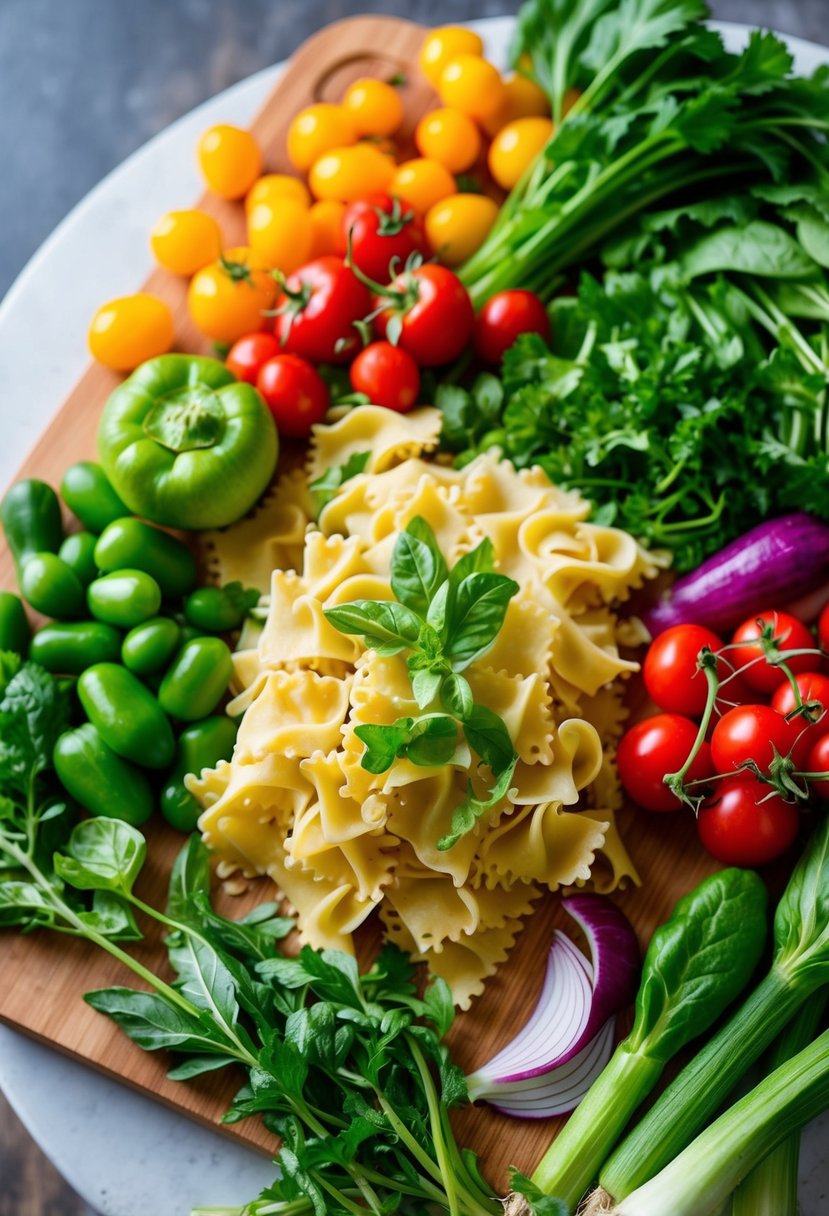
0;16;827;1216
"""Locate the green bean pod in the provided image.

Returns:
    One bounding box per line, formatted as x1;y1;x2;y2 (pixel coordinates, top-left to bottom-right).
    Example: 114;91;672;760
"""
77;662;175;769
0;479;63;569
20;553;86;619
161;714;238;831
94;518;197;598
159;636;233;720
0;591;31;655
53;723;153;826
30;621;122;675
58;531;99;585
121;616;181;676
87;569;162;628
60;461;129;534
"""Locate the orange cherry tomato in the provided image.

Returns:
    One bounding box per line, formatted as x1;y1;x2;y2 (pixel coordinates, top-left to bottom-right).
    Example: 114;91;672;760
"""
425;194;498;266
246;174;311;211
286;104;357;173
309;143;394;203
88;294;174;371
419;27;484;88
308;200;348;258
197;125;262;199
342;78;405;137
150;210;222;276
482;73;550;137
415;108;482;174
438;55;505;123
187;246;275;344
488;116;554;190
247;198;313;273
389;159;456;217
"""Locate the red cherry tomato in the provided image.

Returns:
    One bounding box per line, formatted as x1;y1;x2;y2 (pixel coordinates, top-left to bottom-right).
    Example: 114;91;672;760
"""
770;671;829;765
819;599;829;654
711;703;796;775
642;624;723;718
274;257;372;364
807;734;829;797
474;289;551;364
731;610;815;694
697;774;799;866
343;193;428;285
616;713;713;812
225;332;282;384
256;354;330;437
350;342;420;412
373;264;475;367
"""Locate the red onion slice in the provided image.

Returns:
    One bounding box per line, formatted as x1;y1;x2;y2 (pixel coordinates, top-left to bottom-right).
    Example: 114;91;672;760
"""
465;895;640;1117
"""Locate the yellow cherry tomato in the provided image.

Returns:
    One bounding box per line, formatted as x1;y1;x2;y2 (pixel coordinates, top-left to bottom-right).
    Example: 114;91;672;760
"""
414;108;481;174
481;73;550;137
197;125;262;199
389;158;456;217
438;55;505;123
246;173;311;211
488;116;554;190
308;199;347;258
419;26;484;88
88;294;174;371
286;104;357;173
150;209;222;277
309;143;394;203
425;194;499;267
187;246;275;344
247;198;313;273
342;78;404;137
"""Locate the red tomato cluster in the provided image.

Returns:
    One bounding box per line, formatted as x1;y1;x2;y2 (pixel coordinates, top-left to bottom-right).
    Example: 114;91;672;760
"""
617;608;829;868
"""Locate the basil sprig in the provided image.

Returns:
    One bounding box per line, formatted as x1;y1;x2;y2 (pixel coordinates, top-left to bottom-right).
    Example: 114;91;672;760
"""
324;518;520;849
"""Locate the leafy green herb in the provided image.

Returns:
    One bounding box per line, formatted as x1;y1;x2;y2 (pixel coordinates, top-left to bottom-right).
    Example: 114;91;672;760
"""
325;518;519;846
309;450;371;515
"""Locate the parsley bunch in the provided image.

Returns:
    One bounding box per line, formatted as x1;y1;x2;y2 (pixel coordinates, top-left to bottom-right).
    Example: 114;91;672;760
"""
324;518;519;850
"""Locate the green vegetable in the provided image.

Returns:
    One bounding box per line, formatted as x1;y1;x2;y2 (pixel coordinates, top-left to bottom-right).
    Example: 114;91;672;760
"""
97;354;278;530
30;621;122;675
0;592;30;655
309;450;371;515
77;663;175;770
324;517;519;848
158;636;233;721
58;531;99;585
87;569;162;628
53;724;153;826
161;715;238;831
20;553;86;620
121;617;181;676
0;479;63;570
94;518;197;599
529;868;768;1212
608;1028;829;1216
183;582;259;633
731;990;828;1216
597;814;829;1204
60;461;128;534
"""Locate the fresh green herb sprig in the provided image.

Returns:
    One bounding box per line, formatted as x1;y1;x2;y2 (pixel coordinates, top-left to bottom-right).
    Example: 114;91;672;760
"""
324;517;520;850
309;451;371;515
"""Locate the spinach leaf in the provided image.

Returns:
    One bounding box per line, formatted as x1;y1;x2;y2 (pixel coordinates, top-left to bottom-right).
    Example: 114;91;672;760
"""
54;818;146;898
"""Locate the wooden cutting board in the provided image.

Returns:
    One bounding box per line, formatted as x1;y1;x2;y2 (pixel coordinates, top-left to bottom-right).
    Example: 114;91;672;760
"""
0;13;724;1191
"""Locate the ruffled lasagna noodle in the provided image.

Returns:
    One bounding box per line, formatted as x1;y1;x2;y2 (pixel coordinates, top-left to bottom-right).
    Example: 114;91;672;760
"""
192;406;664;1006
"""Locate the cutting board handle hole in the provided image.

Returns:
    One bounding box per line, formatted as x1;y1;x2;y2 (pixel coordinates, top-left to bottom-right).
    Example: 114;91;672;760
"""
314;54;412;103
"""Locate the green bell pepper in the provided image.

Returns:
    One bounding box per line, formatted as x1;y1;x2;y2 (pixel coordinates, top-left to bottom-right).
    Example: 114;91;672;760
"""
96;354;278;530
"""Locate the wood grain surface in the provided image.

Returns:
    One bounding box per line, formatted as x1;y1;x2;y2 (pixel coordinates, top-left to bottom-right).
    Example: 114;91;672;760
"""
0;11;727;1194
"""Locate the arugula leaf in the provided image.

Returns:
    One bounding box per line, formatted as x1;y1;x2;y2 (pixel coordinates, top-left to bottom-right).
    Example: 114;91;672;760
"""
323;600;422;655
309;450;371;514
83;988;224;1054
166;832;212;922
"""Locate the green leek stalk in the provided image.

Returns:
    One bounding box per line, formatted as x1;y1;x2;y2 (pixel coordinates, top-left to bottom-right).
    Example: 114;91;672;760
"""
729;989;828;1216
527;869;769;1212
609;1026;829;1216
597;815;829;1204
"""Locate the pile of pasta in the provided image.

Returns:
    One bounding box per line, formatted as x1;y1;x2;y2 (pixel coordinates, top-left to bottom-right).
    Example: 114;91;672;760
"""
193;406;664;1007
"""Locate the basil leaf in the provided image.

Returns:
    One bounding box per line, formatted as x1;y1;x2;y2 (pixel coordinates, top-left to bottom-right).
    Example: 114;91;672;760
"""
445;572;520;670
324;599;422;655
423;976;455;1037
440;673;473;721
391;516;449;617
75;890;142;941
309;450;371;514
451;537;496;582
411;666;443;709
405;716;458;767
354;719;414;773
471;372;504;420
463;704;516;773
425;580;451;636
437;755;518;851
55;818;147;897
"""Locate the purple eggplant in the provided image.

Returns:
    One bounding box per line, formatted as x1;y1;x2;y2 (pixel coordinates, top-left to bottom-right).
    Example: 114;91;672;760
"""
642;513;829;637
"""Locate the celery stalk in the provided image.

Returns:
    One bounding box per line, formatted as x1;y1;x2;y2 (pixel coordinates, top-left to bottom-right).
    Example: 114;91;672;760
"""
611;1027;829;1216
730;989;828;1216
